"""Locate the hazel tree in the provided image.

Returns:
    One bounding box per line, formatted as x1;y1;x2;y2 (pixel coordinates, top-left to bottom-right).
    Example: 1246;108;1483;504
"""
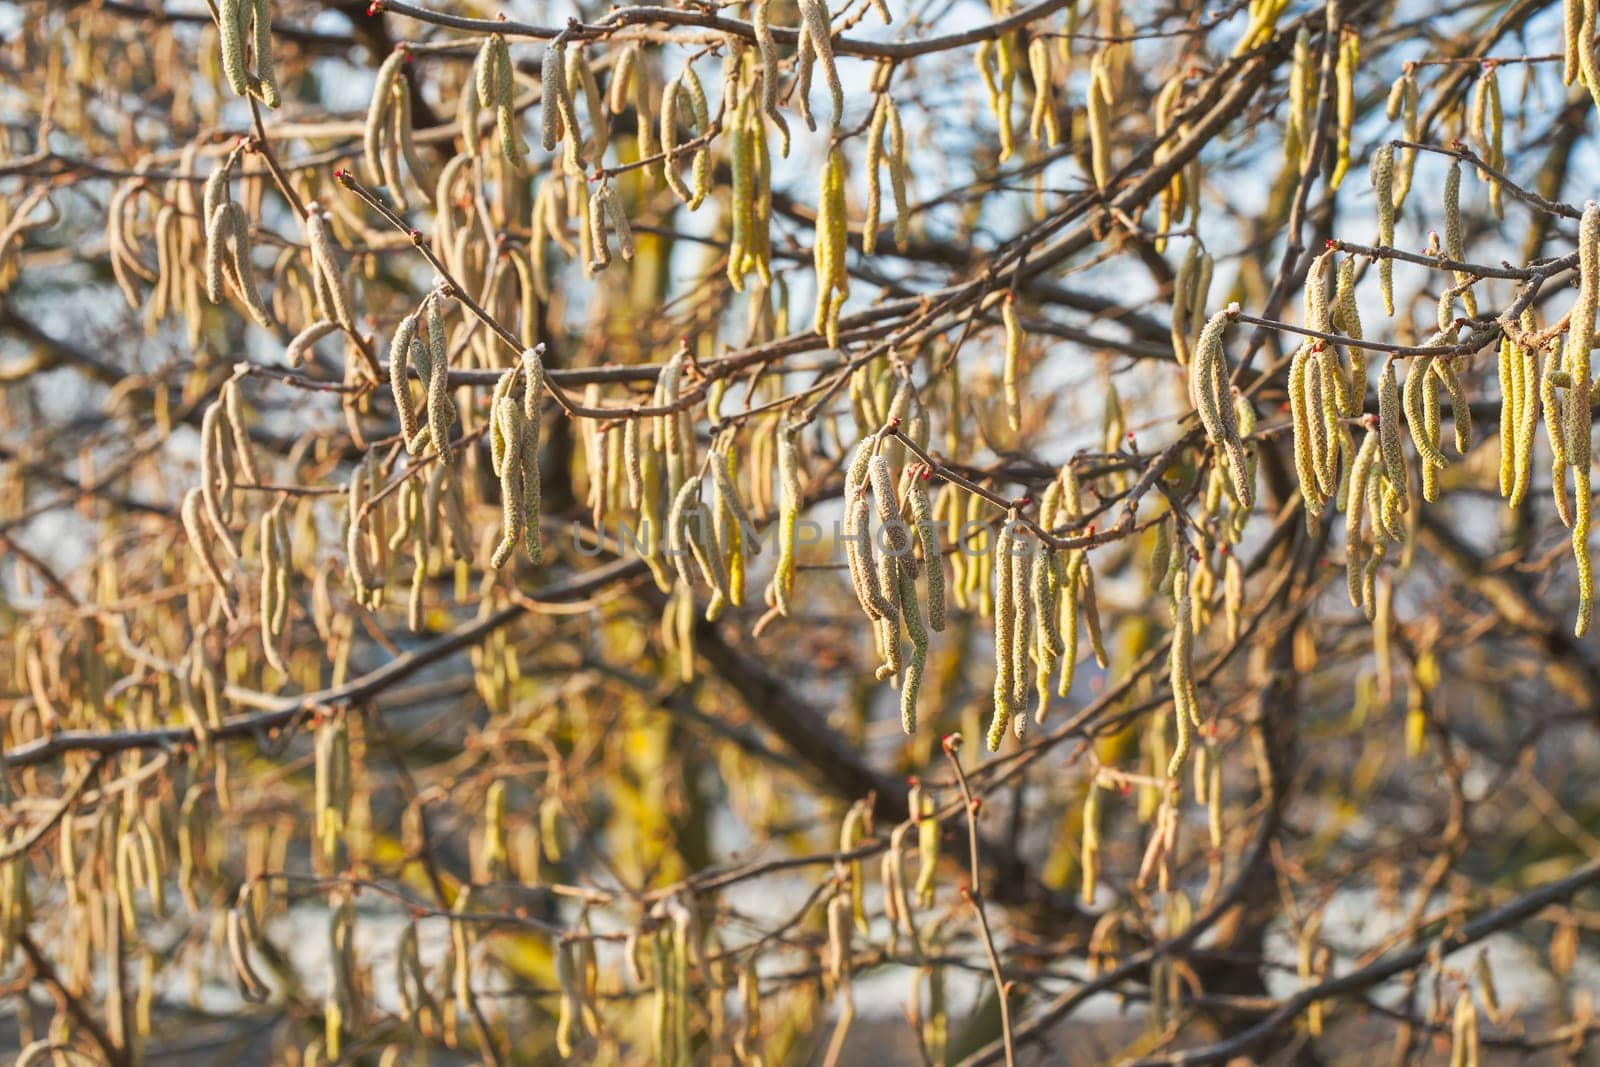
2;0;1600;1062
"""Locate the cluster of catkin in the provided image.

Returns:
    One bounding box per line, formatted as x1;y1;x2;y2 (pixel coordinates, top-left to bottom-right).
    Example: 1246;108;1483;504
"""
182;379;261;622
219;0;279;106
984;465;1107;751
364;45;434;210
835;422;946;733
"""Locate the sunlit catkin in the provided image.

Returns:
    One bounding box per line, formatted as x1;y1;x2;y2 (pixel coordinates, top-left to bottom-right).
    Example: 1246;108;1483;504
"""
988;518;1018;750
770;423;803;614
1569;201;1597;634
905;469;945;631
1330;29;1358;190
813;145;849;347
1087;52;1114;190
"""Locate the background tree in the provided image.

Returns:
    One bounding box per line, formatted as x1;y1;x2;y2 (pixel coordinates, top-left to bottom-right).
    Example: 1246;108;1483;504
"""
2;0;1600;1062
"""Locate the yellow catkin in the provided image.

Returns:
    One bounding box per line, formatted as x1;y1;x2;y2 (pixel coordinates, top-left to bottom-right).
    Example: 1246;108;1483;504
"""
1080;777;1101;907
813;146;849;347
1002;294;1023;432
770;423;802;614
1570;202;1597;634
886;101;910;249
1028;36;1060;146
1330;29;1358;190
752;0;790;154
1087;52;1113;190
863;96;889;256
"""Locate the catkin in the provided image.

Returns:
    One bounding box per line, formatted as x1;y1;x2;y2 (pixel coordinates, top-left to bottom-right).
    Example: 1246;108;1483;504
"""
1570;202;1597;634
491;398;528;570
1330;29;1358;190
1087;53;1113;190
1168;568;1199;780
1472;66;1505;216
1080;777;1101;906
813;145;850;347
541;39;570;152
1378;359;1410;513
303;204;356;332
1003;295;1024;432
365;47;410;186
183;488;235;614
1443;162;1477;317
1028;36;1061;147
1372;145;1395;315
905;469;945;631
220;0;250;96
422;293;455;460
388;312;421;444
989;518;1018;750
752;0;790;155
863;96;889;256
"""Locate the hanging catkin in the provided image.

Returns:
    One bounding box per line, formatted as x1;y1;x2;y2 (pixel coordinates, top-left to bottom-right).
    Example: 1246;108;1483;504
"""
1167;568;1199;781
770;423;803;615
988;517;1018;750
813;145;850;347
1086;52;1114;190
1569;202;1597;634
1372;145;1396;315
752;0;791;155
1330;29;1358;190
